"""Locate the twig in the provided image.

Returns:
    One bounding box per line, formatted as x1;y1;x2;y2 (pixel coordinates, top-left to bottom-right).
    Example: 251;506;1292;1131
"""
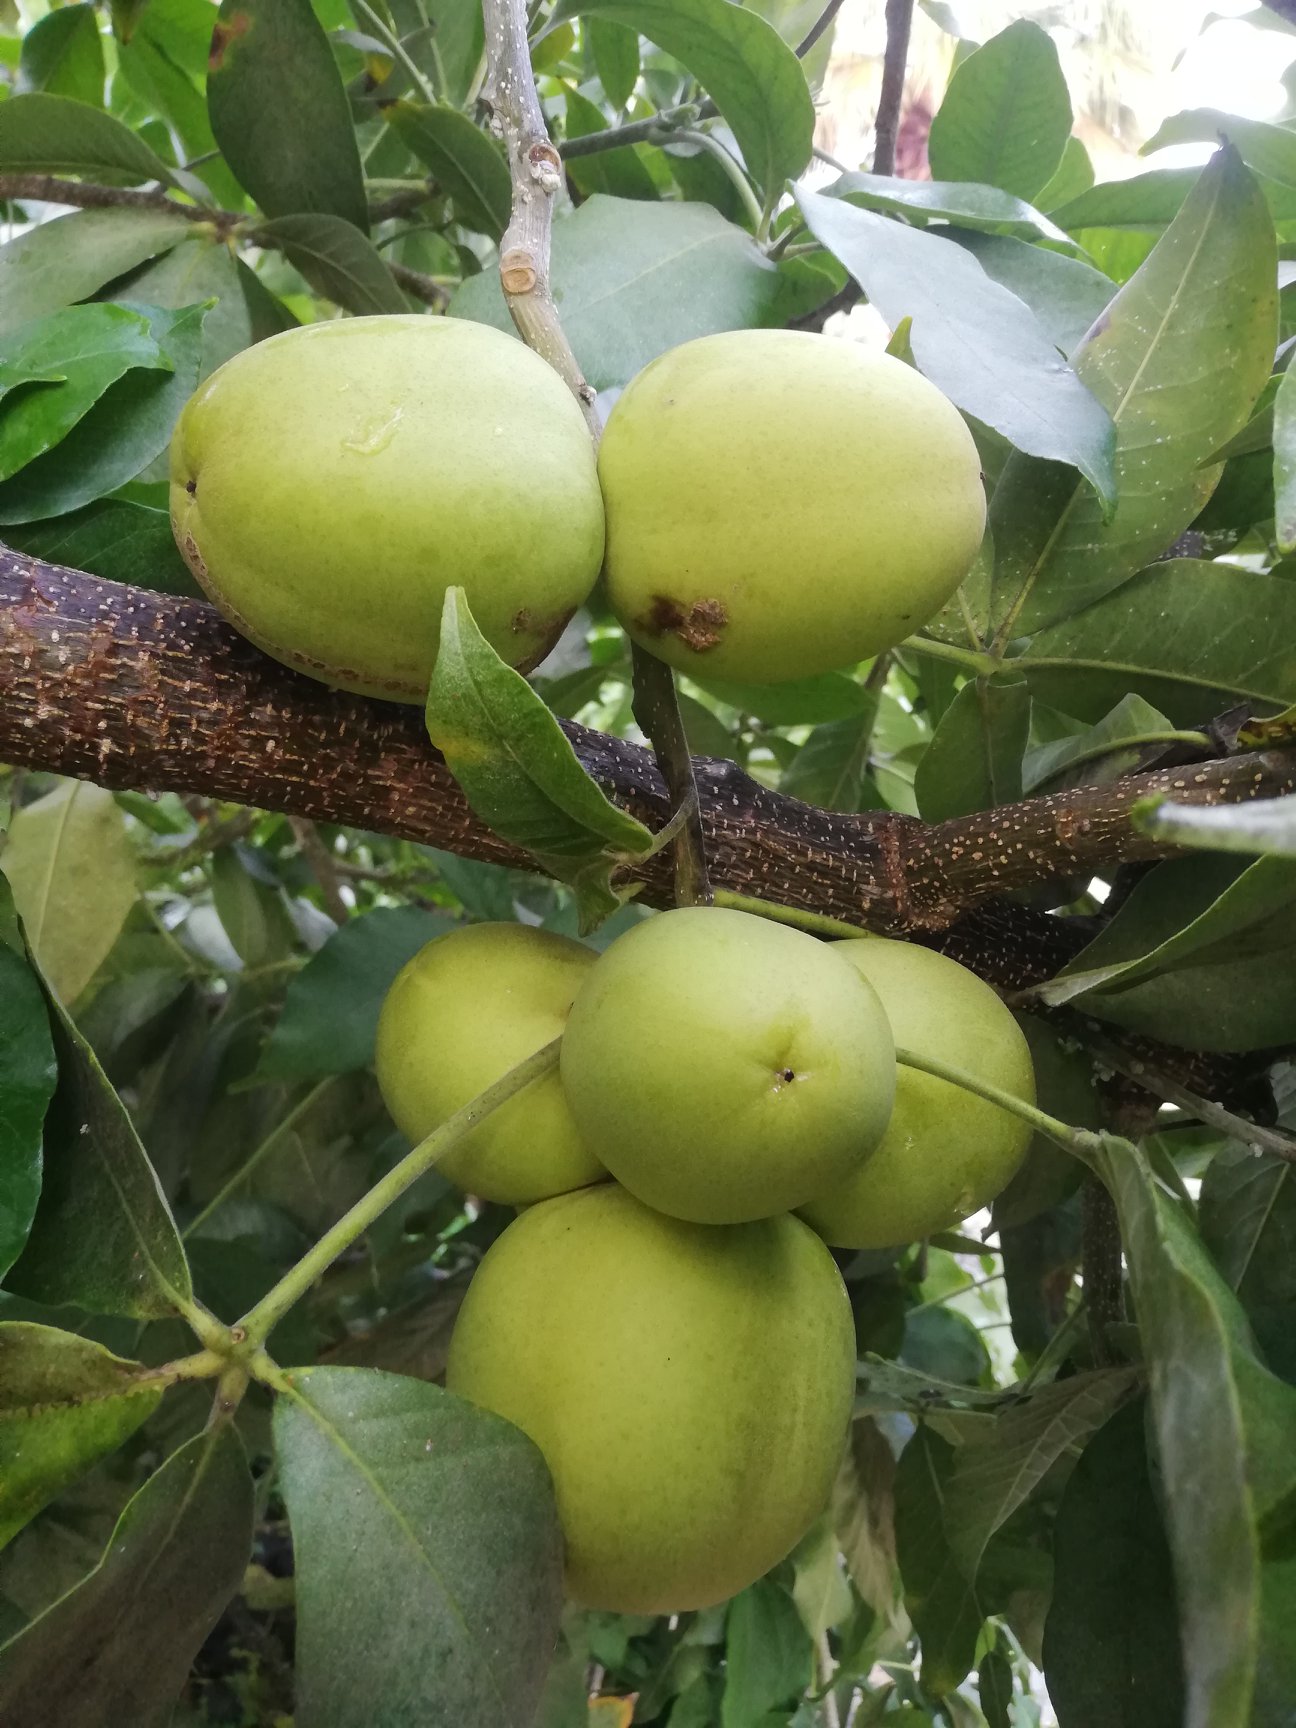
872;0;915;177
289;816;351;922
559;101;716;160
480;0;598;432
0;172;231;227
796;0;848;60
1080;1027;1296;1164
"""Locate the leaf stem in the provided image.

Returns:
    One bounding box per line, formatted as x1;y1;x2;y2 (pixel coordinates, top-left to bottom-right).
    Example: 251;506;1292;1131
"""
899;634;1000;676
135;1347;227;1389
893;1043;1098;1156
234;1039;561;1344
183;1076;339;1241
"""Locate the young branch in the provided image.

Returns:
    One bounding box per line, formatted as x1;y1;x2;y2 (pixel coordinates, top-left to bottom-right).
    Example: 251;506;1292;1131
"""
872;0;915;177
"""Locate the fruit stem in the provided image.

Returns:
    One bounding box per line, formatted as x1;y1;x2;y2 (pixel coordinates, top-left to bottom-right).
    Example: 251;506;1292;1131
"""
892;1044;1099;1157
712;888;868;942
233;1039;562;1345
632;646;713;907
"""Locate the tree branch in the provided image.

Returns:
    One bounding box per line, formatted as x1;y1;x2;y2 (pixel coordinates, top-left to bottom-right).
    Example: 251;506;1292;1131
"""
872;0;915;177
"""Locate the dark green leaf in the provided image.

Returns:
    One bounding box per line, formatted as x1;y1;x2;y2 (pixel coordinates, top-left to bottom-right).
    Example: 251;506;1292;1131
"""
550;0;814;195
721;1579;814;1726
830;170;1075;244
0;208;190;340
274;1366;563;1728
986;148;1278;641
452;195;788;390
1201;1146;1296;1383
589;15;639;108
0;879;54;1281
387;101;511;238
795;185;1116;504
255;212;409;314
1042;1399;1185;1728
0;1425;253;1728
259;905;455;1079
0;1323;161;1549
208;0;368;227
928;19;1071;201
5;955;192;1319
0;303;171;482
0;91;191;188
951;232;1113;355
563;85;660;203
901;1305;991;1389
17;5;105;108
1018;559;1296;726
0;499;199;596
426;587;652;927
0;300;206;524
777;712;885;812
913;671;1030;821
991;1018;1093;1231
893;1425;986;1693
977;1648;1013;1728
1136;791;1296;861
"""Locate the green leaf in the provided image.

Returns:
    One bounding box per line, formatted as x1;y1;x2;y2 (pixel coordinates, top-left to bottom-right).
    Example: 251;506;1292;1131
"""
209;846;294;969
1274;351;1296;551
829;170;1075;245
831;1416;902;1627
1023;692;1176;794
0;91;191;188
0;208;191;340
692;670;876;726
116;233;298;379
986;147;1278;642
1;780;137;1005
0;303;172;482
1042;1399;1185;1728
0;1425;253;1728
207;0;368;228
1135;791;1296;861
274;1366;563;1728
777;712;886;813
259;905;455;1079
1083;1131;1296;1728
0;300;206;524
0;1324;161;1550
1017;559;1296;726
117;0;246;211
1036;132;1093;210
388;100;511;239
550;0;814;195
4;952;192;1319
1142;108;1296;188
588;15;639;108
563;85;660;203
452;195;788;390
913;671;1031;821
255;212;408;314
951;232;1113;355
0;499;201;596
426;589;652;928
893;1425;986;1693
17;5;105;108
795;185;1116;504
1201;1146;1296;1384
927;19;1072;202
1038;855;1296;1049
721;1579;814;1726
0;879;55;1281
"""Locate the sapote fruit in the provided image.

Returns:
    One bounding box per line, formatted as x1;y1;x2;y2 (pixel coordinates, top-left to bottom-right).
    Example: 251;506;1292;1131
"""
799;939;1036;1248
375;922;604;1206
446;1184;856;1613
559;905;895;1224
597;328;985;683
169;316;604;701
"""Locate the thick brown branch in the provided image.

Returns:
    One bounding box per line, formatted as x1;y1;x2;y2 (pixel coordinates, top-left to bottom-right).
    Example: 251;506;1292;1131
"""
4;555;1296;955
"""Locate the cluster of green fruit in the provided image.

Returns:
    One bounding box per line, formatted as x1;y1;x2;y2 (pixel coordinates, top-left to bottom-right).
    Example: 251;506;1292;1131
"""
168;315;986;696
375;906;1036;1613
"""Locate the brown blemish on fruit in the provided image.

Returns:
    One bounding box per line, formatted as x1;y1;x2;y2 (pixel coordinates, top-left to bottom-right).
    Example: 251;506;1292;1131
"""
185;479;197;496
641;595;728;654
513;606;576;673
209;12;251;70
180;532;208;584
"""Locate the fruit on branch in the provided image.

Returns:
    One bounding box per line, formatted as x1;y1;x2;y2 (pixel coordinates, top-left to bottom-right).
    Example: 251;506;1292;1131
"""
168;316;604;702
799;939;1035;1248
446;1184;855;1613
559;906;895;1224
596;329;985;684
375;922;604;1205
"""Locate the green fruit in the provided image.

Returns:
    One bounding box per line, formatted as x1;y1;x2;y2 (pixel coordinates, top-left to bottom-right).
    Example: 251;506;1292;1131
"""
597;329;985;684
559;906;895;1224
375;922;604;1206
446;1184;855;1613
169;316;604;701
798;939;1035;1248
